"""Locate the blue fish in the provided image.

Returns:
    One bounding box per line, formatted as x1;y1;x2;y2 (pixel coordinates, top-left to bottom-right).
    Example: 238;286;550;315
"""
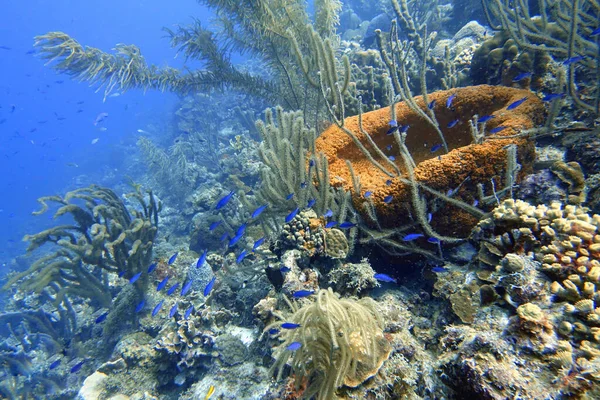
563;55;584;65
386;125;399;135
229;234;243;247
129;272;142;284
209;221;222;231
184;305;194;319
197;249;208;268
374;273;397;283
220;232;229;242
478;115;494;123
512;72;532;81
386;144;392;151
389;155;396;161
325;221;338;228
427;213;432;223
168;253;178;265
309;159;315;167
49;359;61;370
472;199;479;207
157;276;169;291
251;204;268;218
489;126;507;134
427;237;440;244
287;342;302;351
403;233;424;241
447;119;459;128
286;193;294;200
364;191;372;198
135;300;145;313
389;119;398;127
400;125;410;133
236;249;248;264
285;208;300;223
152;300;164;317
280;266;291;273
447;188;454;196
339;222;356;229
590;27;600;36
118;271;126;278
385;180;392;186
432;266;448;273
506;97;528;110
204;277;216;296
323;209;333;218
169;303;178;318
70;361;85;374
307;198;316;208
147;263;157;273
300;181;307;189
430;144;442;153
281;322;301;329
446;94;456;108
181;280;193;296
167;282;180;296
269;328;279;335
236;223;247;237
384;195;393;204
253;237;265;251
95;312;108;324
428;100;436;109
215;190;235;210
293;290;314;298
542;93;565;102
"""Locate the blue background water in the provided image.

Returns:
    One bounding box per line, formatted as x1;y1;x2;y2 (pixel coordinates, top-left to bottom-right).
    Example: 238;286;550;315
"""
0;0;214;269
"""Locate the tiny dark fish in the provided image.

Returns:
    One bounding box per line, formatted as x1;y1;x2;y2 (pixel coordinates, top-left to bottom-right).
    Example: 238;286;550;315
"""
478;115;494;123
280;266;291;273
152;300;164;317
76;109;84;113
236;249;248;264
70;361;85;374
253;237;265;251
77;101;85;104
446;94;456;108
157;276;169;291
563;55;584;65
428;100;436;109
251;204;268;218
286;192;294;200
209;221;222;231
403;233;424;241
287;342;302;351
167;282;180;296
25;49;36;55
307;198;316;208
489;126;507;134
168;252;178;265
197;249;208;268
323;209;333;218
285;207;300;223
427;237;440;244
204;277;216;296
339;222;356;229
432;266;448;273
10;104;15;113
55;80;64;84
0;46;11;50
184;305;194;319
512;72;532;81
181;280;193;296
364;191;372;198
325;221;338;228
215;190;235;210
506;97;528;110
169;303;178;318
293;290;314;298
129;272;142;284
281;322;301;329
542;93;565;102
95;312;108;324
430;144;442;153
135;300;145;313
385;179;392;186
447;119;459;128
229;233;243;247
37;120;48;124
374;273;397;283
386;125;399;135
384;195;393;204
29;128;37;133
49;359;61;370
147;263;157;273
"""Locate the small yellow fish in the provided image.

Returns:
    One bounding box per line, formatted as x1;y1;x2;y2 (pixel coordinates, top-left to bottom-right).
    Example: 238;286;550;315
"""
204;385;215;400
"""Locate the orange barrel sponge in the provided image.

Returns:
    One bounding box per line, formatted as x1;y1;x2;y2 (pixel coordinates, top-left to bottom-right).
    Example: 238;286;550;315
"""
315;85;546;237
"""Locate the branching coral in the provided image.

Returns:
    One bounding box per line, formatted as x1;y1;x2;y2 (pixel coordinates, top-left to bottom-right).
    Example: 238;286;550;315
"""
265;288;391;400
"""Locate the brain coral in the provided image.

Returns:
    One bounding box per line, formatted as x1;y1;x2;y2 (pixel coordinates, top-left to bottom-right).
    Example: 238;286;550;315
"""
315;85;545;236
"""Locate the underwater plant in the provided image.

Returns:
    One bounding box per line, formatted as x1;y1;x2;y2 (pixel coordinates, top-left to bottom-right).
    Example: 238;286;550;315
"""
266;288;391;400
